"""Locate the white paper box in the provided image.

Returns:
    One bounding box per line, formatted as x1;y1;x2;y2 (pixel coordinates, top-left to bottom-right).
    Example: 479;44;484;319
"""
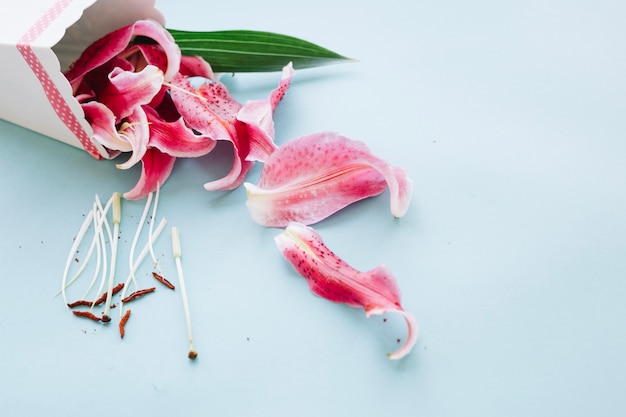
0;0;164;158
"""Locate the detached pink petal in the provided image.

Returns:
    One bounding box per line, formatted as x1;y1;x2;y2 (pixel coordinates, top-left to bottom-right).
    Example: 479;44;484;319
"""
245;132;413;227
275;222;418;359
65;19;180;88
123;148;176;200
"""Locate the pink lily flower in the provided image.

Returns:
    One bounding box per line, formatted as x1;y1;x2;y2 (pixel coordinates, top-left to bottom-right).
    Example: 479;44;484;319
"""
65;19;181;89
169;63;295;191
64;20;226;199
244;132;413;227
275;222;418;359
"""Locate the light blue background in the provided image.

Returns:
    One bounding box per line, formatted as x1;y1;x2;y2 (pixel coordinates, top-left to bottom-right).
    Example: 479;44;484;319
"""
1;0;625;416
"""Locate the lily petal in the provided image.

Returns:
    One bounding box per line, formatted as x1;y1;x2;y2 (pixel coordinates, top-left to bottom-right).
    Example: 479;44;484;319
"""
237;62;295;162
170;75;240;141
143;106;217;158
244;132;413;227
179;55;217;81
123;148;176;200
114;106;150;170
169;64;294;192
65;19;180;88
275;222;418;359
169;75;249;190
81;101;132;152
100;65;164;121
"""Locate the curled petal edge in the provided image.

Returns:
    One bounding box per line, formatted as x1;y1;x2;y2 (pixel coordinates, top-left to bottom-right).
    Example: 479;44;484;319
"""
366;308;419;360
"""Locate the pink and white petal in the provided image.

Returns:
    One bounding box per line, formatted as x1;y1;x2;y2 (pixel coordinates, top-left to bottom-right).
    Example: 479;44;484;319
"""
65;20;180;86
170;75;255;190
100;65;164;121
179;55;217;81
115;107;150;170
275;222;418;359
245;167;387;227
170;75;238;140
65;26;139;87
203;154;255;191
81;101;132;152
121;44;167;73
269;62;295;111
130;20;181;81
144;106;217;157
244;132;413;226
236;63;295;161
235;110;277;163
195;81;241;126
123;148;176;200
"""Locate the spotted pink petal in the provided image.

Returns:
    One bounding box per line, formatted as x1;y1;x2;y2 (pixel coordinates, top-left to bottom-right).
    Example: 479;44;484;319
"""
65;19;180;88
170;75;239;141
123;148;176;200
275;222;418;359
244;132;413;227
170;75;248;190
143;106;217;158
170;64;294;191
99;65;164;121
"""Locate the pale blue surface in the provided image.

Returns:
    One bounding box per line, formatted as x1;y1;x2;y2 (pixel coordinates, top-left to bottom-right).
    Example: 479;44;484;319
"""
1;0;626;416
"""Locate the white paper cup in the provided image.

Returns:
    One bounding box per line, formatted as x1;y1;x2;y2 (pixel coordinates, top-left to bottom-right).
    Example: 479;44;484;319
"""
0;0;164;158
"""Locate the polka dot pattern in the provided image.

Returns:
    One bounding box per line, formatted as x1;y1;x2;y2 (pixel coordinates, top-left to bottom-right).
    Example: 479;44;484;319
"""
17;0;102;159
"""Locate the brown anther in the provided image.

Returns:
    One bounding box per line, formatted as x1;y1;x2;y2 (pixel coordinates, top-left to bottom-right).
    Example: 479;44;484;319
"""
152;272;175;290
121;287;156;303
72;311;101;322
119;309;131;339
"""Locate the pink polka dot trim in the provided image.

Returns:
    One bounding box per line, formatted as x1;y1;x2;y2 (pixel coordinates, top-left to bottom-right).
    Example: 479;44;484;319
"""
17;0;102;159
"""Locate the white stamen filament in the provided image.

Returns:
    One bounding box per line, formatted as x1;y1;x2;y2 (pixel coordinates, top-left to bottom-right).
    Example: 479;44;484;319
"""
171;227;197;359
149;183;162;274
120;216;167;318
92;195;113;307
61;209;94;306
102;192;121;323
129;192;154;292
61;209;98;295
162;81;209;104
81;203;106;300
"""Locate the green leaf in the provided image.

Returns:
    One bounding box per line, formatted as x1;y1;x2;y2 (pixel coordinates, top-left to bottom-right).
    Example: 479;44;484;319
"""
167;29;352;73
